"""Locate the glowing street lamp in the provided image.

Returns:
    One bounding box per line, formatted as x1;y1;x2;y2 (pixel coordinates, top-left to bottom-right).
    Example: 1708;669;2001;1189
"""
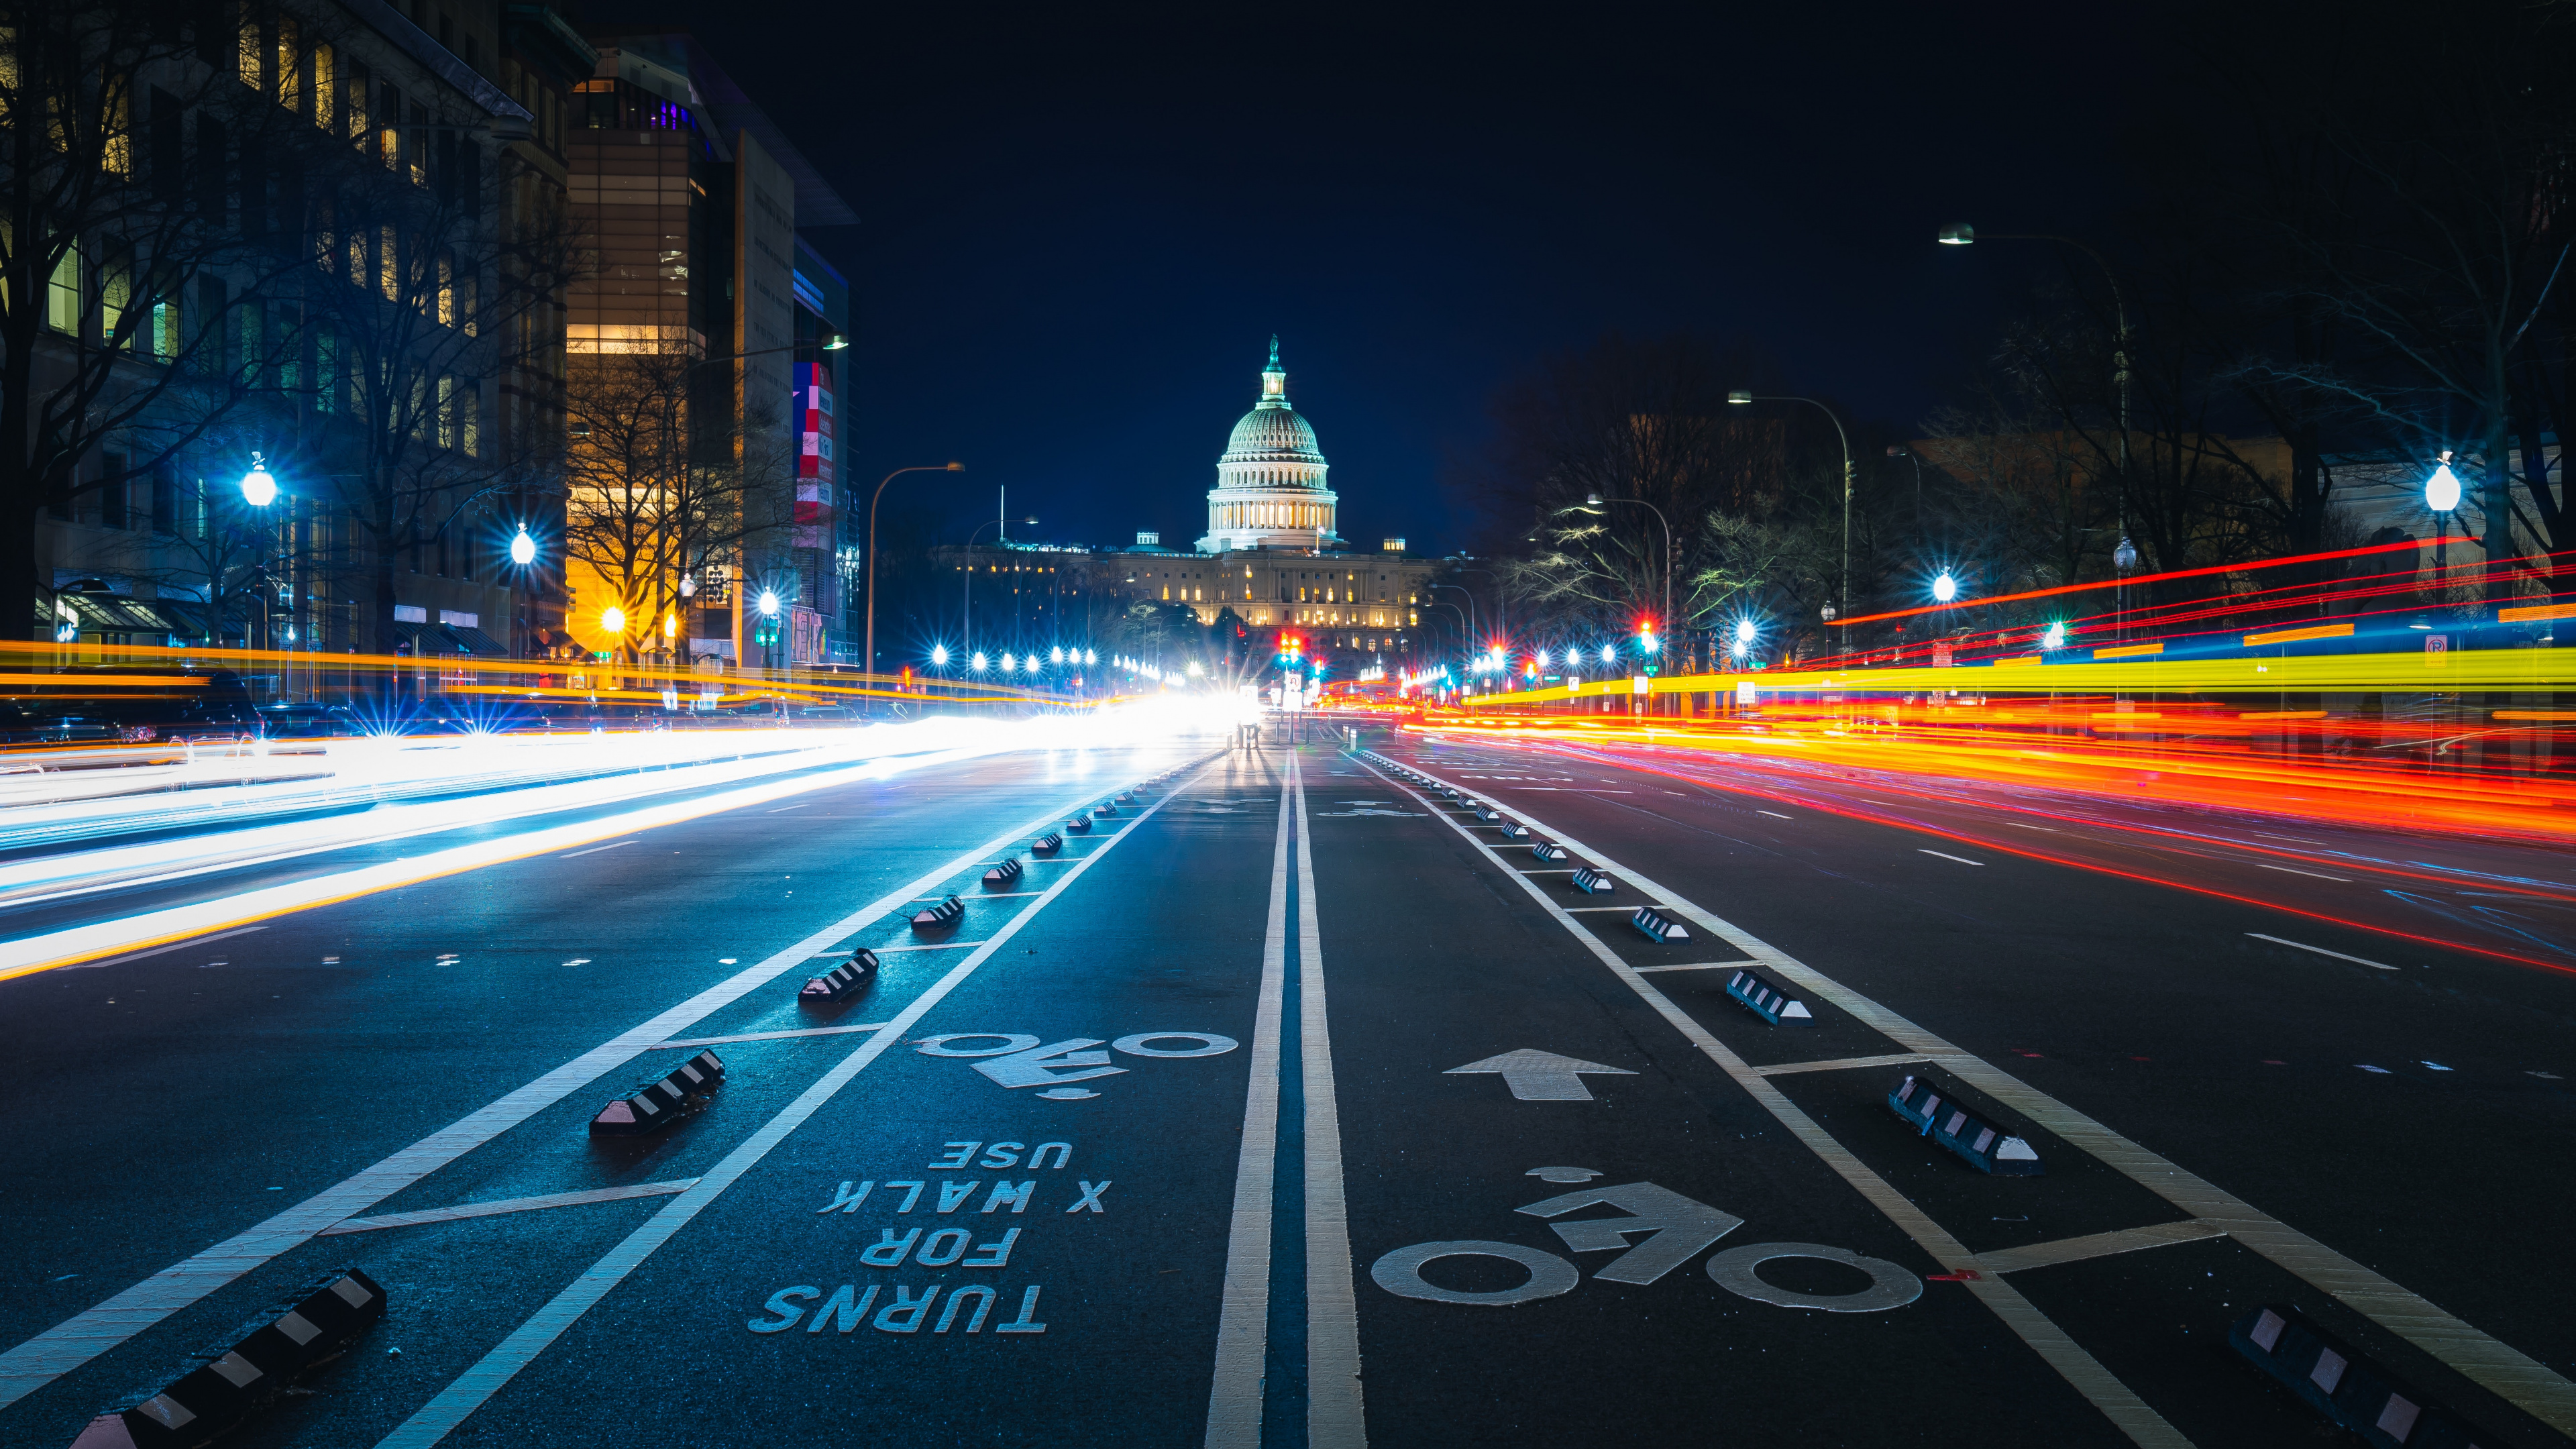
239;453;278;507
601;604;627;635
971;651;989;672
510;527;537;566
2427;452;2463;584
931;644;950;668
1932;572;1958;604
2042;621;2067;651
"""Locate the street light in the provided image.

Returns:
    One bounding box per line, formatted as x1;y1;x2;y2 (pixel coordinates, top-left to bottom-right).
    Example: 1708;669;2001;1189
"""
1729;392;1854;624
931;644;949;668
2427;453;2463;589
1932;571;1958;603
510;528;536;566
867;462;965;683
1569;491;1674;661
1938;224;2134;543
239;453;278;507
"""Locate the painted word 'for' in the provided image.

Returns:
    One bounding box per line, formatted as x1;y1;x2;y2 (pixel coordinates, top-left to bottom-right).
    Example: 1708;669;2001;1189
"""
861;1226;1020;1267
751;1284;1047;1335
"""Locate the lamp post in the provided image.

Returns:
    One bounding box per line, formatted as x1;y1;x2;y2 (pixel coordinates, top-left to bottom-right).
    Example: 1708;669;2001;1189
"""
1429;582;1479;653
1728;391;1853;626
1939;225;2133;539
1566;491;1674;665
2426;453;2463;605
962;514;1036;663
866;462;965;685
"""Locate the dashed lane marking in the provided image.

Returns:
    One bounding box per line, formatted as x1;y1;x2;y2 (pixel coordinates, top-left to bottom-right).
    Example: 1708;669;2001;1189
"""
1919;849;1986;866
319;1181;701;1236
2253;863;2355;883
649;1024;894;1049
560;840;639;858
1631;963;1750;974
1752;1053;1936;1077
1976;1222;2231;1275
1756;810;1794;820
2245;933;2400;971
1385;755;2576;1438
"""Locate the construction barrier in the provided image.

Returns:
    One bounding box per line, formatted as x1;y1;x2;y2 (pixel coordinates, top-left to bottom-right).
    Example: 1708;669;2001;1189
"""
1571;867;1617;894
800;949;880;1004
72;1269;386;1449
591;1050;727;1136
1887;1075;2042;1175
1631;906;1693;943
2231;1304;2493;1448
982;857;1026;886
1532;842;1568;861
1725;968;1813;1026
1031;831;1065;855
912;895;966;930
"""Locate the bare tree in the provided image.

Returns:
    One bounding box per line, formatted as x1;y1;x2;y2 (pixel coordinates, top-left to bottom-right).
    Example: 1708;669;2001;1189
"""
559;345;796;661
1;0;345;639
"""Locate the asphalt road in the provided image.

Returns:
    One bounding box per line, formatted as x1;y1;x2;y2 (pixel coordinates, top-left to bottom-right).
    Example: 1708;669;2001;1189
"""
3;720;2571;1448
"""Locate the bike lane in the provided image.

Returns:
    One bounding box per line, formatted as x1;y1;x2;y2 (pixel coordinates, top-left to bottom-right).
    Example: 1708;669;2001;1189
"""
358;751;1287;1448
1305;750;2159;1447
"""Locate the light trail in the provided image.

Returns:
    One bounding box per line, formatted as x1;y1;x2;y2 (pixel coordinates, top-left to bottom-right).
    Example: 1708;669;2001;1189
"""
0;697;1243;981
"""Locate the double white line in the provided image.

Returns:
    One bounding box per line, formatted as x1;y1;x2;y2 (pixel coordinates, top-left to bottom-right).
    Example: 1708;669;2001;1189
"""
1205;751;1366;1448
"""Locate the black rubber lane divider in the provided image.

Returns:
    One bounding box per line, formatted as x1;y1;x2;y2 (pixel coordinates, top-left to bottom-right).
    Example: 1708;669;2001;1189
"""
1473;804;1500;820
1498;820;1529;839
1114;791;1135;802
1630;904;1692;943
910;894;966;930
798;949;879;1004
590;1050;728;1136
1887;1075;2042;1175
1531;841;1568;861
1093;802;1118;817
2232;1303;2495;1448
1030;830;1065;855
981;856;1026;886
1066;815;1093;833
1570;867;1617;894
72;1269;386;1449
1725;967;1814;1026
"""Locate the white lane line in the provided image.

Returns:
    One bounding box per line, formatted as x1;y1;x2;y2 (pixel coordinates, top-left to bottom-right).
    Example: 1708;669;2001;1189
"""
2246;933;2400;971
1398;756;2576;1437
1756;810;1794;820
1366;757;2188;1448
377;754;1218;1449
834;941;989;955
1293;755;1366;1446
1919;849;1986;866
1976;1221;2231;1275
2252;863;2354;882
1633;963;1752;975
2004;822;2061;832
765;804;808;812
1206;753;1290;1449
975;890;1047;898
649;1024;892;1049
1563;905;1642;913
61;925;268;971
1752;1053;1935;1077
0;769;1180;1409
559;840;638;859
318;1180;700;1236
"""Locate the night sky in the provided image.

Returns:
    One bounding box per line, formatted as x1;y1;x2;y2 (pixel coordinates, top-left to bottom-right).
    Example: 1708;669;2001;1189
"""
589;1;2153;556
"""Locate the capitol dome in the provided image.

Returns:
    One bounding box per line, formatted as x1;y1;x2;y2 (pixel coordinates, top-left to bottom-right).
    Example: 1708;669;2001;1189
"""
1199;337;1342;553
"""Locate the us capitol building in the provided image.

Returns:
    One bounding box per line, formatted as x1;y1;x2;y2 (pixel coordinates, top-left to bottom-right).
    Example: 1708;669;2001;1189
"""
936;339;1447;667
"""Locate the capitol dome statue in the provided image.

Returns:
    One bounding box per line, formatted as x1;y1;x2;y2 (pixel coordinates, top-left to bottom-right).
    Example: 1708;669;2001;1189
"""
1198;337;1342;552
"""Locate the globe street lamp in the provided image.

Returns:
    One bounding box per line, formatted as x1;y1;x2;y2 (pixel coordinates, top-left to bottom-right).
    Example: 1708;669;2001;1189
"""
1729;392;1854;625
1932;571;1958;603
2427;453;2463;588
239;453;278;506
867;462;965;683
510;528;537;566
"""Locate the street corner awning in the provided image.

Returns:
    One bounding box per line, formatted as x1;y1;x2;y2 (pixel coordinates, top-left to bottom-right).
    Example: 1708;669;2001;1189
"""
439;625;512;657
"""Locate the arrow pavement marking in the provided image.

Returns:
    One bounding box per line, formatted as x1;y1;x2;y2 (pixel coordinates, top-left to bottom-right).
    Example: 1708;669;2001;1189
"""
1445;1049;1638;1101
